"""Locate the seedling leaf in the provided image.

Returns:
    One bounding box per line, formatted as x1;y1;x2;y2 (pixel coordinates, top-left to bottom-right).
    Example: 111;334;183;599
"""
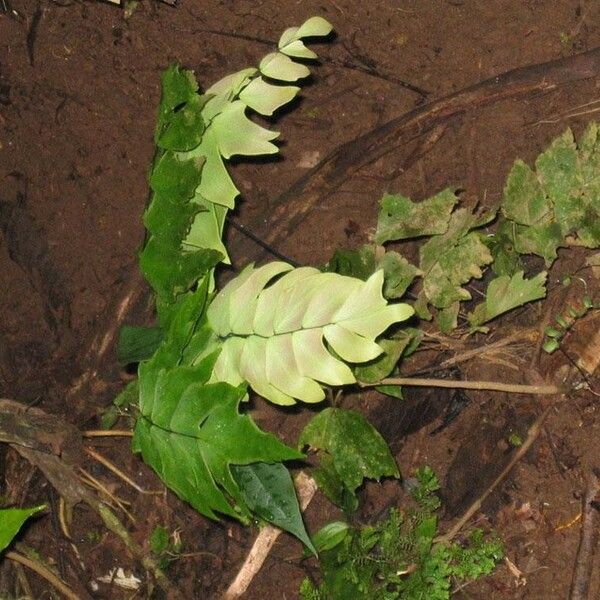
311;521;350;553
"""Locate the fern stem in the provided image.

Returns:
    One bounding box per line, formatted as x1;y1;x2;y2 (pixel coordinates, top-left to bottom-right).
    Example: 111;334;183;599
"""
360;377;563;395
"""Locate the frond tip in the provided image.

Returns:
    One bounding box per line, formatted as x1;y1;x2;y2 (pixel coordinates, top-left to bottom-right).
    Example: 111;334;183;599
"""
207;263;414;405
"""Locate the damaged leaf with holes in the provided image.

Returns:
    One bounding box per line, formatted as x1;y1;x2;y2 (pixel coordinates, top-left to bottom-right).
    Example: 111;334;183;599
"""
299;408;399;513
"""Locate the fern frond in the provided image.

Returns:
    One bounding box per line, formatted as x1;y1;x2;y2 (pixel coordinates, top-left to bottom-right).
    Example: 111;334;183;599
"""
207;264;414;405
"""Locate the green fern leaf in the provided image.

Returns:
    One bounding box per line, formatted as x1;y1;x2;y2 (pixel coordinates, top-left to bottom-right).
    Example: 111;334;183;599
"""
207;264;413;405
133;280;302;522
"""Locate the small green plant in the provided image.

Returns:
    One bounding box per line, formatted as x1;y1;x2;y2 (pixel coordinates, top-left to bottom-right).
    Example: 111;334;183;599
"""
299;468;502;600
149;525;183;569
122;16;416;552
0;506;45;554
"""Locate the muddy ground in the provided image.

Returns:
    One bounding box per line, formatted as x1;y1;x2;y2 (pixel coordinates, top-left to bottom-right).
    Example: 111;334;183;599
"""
1;1;600;598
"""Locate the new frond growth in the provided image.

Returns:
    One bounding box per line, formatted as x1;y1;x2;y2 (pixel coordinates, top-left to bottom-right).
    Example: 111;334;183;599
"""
207;264;413;405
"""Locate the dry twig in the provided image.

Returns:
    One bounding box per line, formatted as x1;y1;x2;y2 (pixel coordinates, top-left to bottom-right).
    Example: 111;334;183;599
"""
6;549;79;600
569;469;600;600
360;377;562;395
436;404;553;545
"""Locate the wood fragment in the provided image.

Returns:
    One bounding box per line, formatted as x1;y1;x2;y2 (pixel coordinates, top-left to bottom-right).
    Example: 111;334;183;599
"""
84;446;162;495
569;469;600;600
263;47;600;247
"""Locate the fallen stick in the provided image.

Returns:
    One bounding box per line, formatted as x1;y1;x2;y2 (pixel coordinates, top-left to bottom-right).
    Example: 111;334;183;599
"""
6;548;79;600
436;404;553;545
224;471;318;599
569;469;600;600
264;46;600;246
360;377;562;395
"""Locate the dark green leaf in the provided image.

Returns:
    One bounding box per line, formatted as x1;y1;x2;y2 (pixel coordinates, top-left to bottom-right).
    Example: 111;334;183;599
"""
325;246;376;280
150;525;170;554
487;220;523;276
134;382;302;522
149;152;205;200
380;251;420;299
311;521;350;553
117;326;164;365
139;240;222;304
232;462;315;554
310;453;359;514
0;506;45;553
155;64;207;152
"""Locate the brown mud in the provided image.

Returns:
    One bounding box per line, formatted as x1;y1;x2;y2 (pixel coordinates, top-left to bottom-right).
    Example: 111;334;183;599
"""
1;1;600;598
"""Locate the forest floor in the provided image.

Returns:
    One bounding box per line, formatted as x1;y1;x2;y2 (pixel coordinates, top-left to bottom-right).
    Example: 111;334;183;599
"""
1;1;600;598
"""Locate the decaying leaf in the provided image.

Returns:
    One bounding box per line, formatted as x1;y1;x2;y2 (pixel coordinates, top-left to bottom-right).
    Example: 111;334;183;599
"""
469;271;547;328
299;408;399;508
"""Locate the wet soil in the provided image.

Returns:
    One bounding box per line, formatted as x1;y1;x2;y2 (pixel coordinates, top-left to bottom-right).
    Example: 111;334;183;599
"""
1;1;600;598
